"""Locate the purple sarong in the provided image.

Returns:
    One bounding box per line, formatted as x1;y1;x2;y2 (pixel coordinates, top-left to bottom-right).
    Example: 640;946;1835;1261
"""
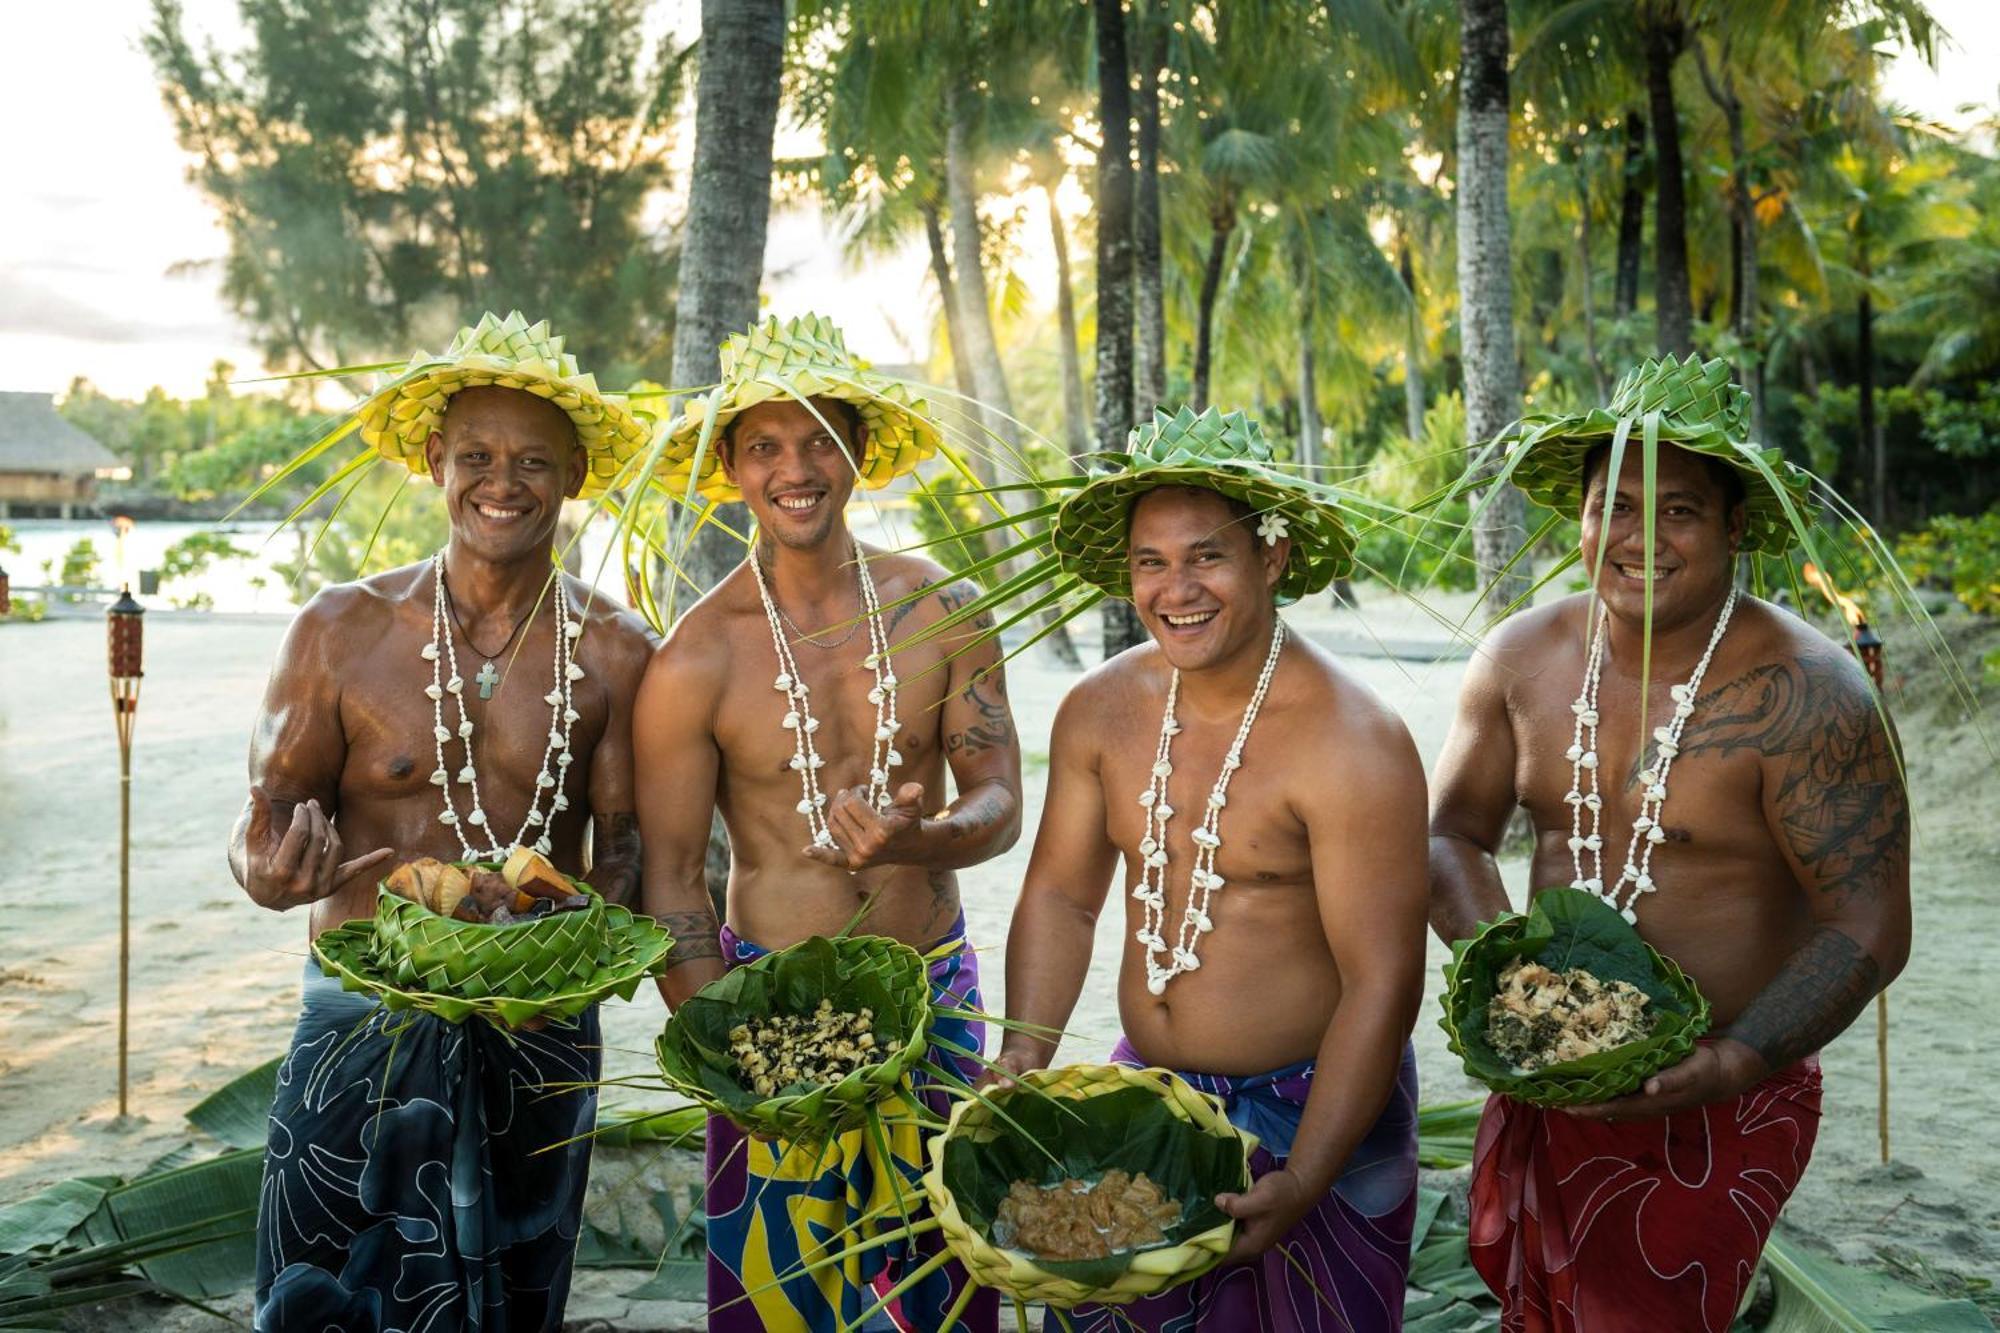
703;918;998;1333
1067;1037;1420;1333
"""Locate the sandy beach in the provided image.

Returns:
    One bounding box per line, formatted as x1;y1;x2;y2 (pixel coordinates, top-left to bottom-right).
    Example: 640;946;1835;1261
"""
1;584;1993;1328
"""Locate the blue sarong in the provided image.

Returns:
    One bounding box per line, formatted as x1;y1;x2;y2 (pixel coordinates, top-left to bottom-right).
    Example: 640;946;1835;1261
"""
253;962;600;1333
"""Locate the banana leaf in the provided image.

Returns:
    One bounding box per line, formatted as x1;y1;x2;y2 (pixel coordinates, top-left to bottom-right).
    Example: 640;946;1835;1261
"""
0;1182;108;1256
1756;1232;1991;1331
76;1150;260;1300
1415;1099;1483;1169
184;1058;280;1149
1440;887;1711;1106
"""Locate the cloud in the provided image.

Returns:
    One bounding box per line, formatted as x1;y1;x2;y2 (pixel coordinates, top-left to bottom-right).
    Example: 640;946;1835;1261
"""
0;267;242;346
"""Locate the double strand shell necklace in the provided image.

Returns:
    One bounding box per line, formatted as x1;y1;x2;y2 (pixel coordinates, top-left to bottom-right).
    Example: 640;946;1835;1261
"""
749;540;900;849
424;553;583;859
1132;620;1286;995
1566;586;1739;922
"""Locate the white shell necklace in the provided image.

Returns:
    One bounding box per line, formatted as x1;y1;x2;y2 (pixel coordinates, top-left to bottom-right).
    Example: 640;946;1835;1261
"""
749;539;900;849
1132;619;1286;995
1566;586;1738;922
425;552;582;859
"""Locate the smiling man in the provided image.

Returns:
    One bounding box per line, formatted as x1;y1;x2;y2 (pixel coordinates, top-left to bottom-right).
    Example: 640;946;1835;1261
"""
635;315;1019;1332
1429;357;1910;1332
233;313;656;1332
989;407;1429;1332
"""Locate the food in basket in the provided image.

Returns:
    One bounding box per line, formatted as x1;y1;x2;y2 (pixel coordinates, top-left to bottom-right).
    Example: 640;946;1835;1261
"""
1486;957;1657;1071
727;997;902;1098
991;1170;1184;1262
383;851;591;925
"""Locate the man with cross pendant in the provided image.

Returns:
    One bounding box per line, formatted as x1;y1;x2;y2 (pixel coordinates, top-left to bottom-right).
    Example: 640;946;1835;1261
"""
474;658;502;699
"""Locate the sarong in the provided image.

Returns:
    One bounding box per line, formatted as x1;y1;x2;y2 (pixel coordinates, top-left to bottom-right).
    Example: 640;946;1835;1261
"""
704;917;999;1333
1069;1037;1421;1333
254;962;600;1333
1468;1053;1824;1332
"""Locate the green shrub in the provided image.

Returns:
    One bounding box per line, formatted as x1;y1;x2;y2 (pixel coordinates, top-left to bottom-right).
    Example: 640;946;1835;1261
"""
1894;510;2000;616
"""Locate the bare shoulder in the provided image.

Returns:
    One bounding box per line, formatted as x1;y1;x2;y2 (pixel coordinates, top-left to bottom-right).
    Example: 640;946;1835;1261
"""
1468;594;1587;693
1280;633;1418;756
1721;596;1878;722
1054;641;1164;757
860;549;988;637
641;566;748;696
563;576;657;685
280;562;421;668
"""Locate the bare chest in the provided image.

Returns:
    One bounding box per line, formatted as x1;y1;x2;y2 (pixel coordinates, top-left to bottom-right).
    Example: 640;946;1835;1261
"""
1100;724;1313;890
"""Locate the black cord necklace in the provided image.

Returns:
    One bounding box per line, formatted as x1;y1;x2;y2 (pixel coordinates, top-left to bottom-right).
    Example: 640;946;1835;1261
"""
439;567;542;692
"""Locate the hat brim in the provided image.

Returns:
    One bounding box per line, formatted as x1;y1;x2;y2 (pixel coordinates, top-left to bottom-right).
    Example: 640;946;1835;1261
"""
1050;462;1355;604
662;370;942;503
1503;410;1817;556
357;357;654;500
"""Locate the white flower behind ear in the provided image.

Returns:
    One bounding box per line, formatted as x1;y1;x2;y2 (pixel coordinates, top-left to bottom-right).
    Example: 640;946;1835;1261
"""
1256;511;1290;546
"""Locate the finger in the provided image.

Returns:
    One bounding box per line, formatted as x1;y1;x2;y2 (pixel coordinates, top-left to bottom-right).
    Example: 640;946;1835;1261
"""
1642;1058;1704;1097
801;843;847;867
314;814;347;896
893;781;926;814
300;801;332;882
335;846;396;886
271;801;310;879
827;801;877;860
246;783;273;840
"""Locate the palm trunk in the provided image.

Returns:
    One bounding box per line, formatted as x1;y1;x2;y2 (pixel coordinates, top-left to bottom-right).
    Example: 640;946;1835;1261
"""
1048;185;1089;458
923;200;978;404
1401;240;1426;440
945;77;1017;466
1133;0;1168;417
1577;168;1607;399
1614;110;1646;319
1692;39;1764;440
1859;284;1885;524
1643;18;1693;356
1094;0;1146;658
1298;307;1320;473
1457;0;1530;616
1191;199;1236;412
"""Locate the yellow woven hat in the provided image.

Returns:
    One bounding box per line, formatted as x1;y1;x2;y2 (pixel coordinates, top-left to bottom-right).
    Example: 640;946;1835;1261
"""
662;314;941;503
355;310;652;500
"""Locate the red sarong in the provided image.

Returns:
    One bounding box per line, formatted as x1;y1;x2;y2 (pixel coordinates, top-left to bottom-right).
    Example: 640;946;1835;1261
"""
1468;1055;1822;1333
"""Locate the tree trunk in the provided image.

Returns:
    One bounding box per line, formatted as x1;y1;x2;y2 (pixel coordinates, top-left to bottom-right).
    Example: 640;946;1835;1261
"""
1094;0;1146;658
667;0;784;907
1048;185;1090;458
1614;110;1646;319
1577;167;1608;399
1401;240;1427;441
1692;39;1764;441
1859;286;1885;524
1133;1;1169;418
1457;0;1530;616
923;200;978;404
1643;19;1693;357
1298;309;1321;473
1191;199;1236;412
945;77;1018;464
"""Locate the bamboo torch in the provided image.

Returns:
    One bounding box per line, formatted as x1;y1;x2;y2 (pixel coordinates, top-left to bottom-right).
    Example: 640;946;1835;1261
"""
107;586;145;1120
1802;563;1892;1164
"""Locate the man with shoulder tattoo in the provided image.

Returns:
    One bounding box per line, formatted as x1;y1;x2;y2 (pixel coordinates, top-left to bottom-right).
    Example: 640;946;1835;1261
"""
234;313;656;1333
634;315;1019;1332
1429;357;1910;1333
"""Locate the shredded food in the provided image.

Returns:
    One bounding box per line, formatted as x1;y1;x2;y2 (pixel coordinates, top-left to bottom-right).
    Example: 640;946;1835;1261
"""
991;1170;1184;1261
1486;958;1657;1071
729;998;898;1098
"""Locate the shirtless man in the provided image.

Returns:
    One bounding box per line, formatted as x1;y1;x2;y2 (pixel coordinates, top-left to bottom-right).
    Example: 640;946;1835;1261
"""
1430;360;1910;1332
990;407;1429;1332
634;314;1019;1332
234;318;655;1332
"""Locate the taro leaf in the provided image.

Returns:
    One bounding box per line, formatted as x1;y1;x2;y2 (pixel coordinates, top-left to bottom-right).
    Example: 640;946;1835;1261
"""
0;1182;107;1256
1758;1232;1992;1331
184;1058;280;1149
1535;888;1679;1007
938;1084;1247;1291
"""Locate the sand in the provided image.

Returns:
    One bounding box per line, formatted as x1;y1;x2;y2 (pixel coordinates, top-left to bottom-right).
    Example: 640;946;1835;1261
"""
2;584;1994;1328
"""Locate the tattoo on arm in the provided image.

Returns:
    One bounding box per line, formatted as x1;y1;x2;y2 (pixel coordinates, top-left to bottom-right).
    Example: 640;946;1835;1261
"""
588;812;643;908
1725;926;1882;1071
944;784;1012;842
936;579;997;632
945;674;1015;757
1632;649;1908;909
884;579;935;639
657;909;724;969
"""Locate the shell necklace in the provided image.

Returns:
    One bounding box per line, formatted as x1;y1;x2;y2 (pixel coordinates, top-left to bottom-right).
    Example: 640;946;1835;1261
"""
1566;586;1738;922
424;552;582;859
749;539;900;849
1132;620;1286;995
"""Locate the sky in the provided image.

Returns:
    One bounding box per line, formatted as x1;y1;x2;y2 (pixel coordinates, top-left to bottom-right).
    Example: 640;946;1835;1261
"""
0;0;1992;401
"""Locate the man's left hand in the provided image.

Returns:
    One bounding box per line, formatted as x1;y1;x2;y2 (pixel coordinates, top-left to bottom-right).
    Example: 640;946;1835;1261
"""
802;782;928;871
1569;1039;1768;1122
1216;1168;1313;1264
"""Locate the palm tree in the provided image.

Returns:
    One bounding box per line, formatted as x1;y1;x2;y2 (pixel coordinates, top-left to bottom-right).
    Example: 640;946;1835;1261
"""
1133;0;1172;418
1095;0;1146;656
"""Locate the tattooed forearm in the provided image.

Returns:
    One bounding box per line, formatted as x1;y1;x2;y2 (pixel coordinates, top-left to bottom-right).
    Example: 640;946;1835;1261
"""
656;909;724;968
945;674;1015;757
1724;926;1882;1072
588;812;643;907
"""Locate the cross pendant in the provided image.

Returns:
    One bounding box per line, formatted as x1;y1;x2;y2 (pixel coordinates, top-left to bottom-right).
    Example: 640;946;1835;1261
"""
474;660;501;699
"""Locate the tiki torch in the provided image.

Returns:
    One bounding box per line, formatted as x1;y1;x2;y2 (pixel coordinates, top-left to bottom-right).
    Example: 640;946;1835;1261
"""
1802;563;1892;1164
107;586;144;1120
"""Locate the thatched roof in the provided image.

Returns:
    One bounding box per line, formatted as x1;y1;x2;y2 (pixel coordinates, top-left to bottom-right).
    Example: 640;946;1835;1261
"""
0;392;123;476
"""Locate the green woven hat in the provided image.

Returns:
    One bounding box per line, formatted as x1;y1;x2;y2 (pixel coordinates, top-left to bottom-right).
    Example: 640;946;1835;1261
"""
355;310;653;500
662;314;942;503
1050;405;1356;604
1502;354;1816;555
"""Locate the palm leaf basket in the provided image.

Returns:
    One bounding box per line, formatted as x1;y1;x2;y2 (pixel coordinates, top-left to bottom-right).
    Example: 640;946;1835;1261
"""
1440;887;1711;1106
924;1064;1255;1309
654;934;937;1144
313;867;673;1028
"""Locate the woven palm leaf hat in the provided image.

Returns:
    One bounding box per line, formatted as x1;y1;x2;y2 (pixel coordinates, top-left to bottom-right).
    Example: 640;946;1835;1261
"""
355;310;652;499
1051;405;1357;605
660;313;942;503
1501;353;1816;555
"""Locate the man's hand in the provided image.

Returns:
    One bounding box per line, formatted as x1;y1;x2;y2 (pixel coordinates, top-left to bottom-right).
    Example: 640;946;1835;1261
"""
973;1043;1045;1093
801;782;929;871
1568;1039;1768;1123
242;784;392;911
1217;1168;1314;1263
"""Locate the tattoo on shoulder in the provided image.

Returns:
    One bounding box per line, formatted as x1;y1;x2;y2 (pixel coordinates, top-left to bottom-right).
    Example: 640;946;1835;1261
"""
885;579;935;638
945;674;1014;757
1627;648;1907;907
937;579;997;631
1726;926;1880;1071
657;909;723;967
